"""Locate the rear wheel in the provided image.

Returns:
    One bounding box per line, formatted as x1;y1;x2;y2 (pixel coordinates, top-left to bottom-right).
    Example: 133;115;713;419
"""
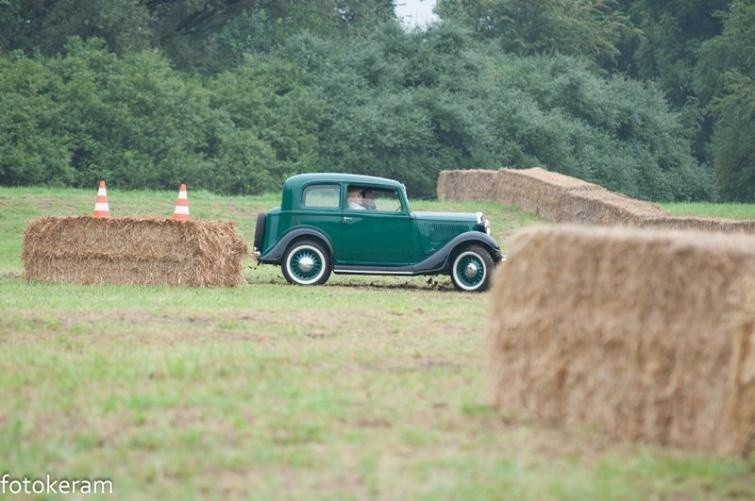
282;240;331;286
450;245;493;292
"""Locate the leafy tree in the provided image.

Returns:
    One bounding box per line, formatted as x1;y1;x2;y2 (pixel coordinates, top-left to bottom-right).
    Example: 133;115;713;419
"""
0;0;153;55
708;74;755;201
696;1;755;201
0;4;718;200
624;0;730;108
1;0;398;71
51;38;219;189
612;0;731;183
695;0;755;101
435;0;634;67
0;53;73;185
281;24;708;199
620;0;729;106
209;54;326;185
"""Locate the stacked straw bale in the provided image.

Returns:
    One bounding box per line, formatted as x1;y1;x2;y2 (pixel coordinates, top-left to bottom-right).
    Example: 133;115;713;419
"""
436;169;500;201
487;225;755;455
23;217;248;287
495;167;604;219
437;168;755;233
639;216;755;233
557;186;668;225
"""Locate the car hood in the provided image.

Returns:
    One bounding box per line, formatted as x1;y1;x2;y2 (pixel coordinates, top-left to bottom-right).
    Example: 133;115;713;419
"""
412;211;479;223
412;212;485;255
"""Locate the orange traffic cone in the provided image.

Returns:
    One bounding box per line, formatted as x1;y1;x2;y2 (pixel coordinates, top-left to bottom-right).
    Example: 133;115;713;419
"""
92;180;110;218
173;183;190;221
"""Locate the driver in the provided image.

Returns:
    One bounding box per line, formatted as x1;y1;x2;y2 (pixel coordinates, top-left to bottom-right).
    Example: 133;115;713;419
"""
361;189;377;210
347;187;366;210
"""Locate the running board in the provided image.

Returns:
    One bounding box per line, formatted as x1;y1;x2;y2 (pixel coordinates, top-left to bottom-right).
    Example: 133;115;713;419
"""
333;266;415;276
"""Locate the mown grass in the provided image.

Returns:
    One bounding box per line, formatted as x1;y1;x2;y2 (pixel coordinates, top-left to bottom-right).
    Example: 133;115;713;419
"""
1;186;753;499
660;202;755;220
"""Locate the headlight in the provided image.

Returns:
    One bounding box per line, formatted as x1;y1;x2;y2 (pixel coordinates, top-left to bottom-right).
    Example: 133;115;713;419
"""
476;212;491;235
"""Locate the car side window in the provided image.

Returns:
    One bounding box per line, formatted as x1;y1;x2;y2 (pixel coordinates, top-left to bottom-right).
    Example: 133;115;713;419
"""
371;188;403;212
346;185;403;212
302;184;340;209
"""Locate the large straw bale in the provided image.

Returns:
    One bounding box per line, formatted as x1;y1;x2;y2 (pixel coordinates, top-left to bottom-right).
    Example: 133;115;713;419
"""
437;167;754;233
23;217;248;287
488;167;669;224
437;169;499;201
488;225;755;455
560;187;668;225
494;168;608;220
501;166;596;188
639;216;755;234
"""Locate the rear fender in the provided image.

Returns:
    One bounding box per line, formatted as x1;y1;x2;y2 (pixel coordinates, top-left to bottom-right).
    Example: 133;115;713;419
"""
258;227;334;265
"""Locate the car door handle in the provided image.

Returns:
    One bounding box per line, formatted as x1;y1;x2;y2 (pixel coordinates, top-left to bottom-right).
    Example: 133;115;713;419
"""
343;216;353;224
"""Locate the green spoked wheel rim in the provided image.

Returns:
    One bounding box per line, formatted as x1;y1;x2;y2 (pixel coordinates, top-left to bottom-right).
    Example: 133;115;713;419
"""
285;245;326;285
452;251;487;291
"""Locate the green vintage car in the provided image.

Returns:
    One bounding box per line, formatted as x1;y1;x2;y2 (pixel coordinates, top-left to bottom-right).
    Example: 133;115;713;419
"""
253;173;503;291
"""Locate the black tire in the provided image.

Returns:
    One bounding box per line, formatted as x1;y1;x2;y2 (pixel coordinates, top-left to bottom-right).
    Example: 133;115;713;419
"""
253;213;266;252
450;244;494;292
281;239;332;286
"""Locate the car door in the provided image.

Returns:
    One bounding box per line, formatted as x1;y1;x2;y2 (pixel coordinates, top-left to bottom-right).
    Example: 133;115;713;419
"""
293;183;343;253
338;185;415;266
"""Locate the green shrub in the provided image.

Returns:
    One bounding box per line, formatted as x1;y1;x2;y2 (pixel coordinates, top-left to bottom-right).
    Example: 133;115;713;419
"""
0;29;712;201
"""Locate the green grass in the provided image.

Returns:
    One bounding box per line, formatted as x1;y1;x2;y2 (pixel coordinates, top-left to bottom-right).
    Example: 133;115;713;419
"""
660;202;755;220
1;186;753;499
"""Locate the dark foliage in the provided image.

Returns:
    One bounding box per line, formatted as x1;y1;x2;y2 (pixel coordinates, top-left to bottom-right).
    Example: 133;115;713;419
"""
0;0;748;200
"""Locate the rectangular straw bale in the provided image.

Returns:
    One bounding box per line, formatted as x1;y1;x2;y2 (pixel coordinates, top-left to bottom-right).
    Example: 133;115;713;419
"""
499;166;599;190
437;168;754;233
487;225;755;456
493;167;669;224
561;188;668;225
436;169;499;201
639;216;755;234
493;167;605;219
23;217;248;287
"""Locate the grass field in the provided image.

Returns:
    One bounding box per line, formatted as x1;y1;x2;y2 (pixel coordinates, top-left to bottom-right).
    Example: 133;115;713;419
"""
1;186;754;499
660;202;755;220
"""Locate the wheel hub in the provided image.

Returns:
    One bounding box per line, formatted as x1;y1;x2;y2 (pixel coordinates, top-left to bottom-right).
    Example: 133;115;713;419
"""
464;262;479;279
298;255;315;273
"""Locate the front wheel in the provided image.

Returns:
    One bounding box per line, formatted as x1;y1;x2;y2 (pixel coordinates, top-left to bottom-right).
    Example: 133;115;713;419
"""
450;245;494;292
282;240;331;286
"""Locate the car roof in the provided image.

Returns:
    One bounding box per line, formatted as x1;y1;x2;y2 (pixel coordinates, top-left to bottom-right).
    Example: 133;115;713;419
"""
283;173;404;189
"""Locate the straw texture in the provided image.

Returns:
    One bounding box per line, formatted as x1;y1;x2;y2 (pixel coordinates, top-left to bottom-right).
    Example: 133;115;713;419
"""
436;169;500;201
23;217;248;287
487;225;755;456
437;168;755;233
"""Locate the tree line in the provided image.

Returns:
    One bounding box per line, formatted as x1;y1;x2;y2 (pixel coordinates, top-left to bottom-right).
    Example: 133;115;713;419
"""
0;0;752;201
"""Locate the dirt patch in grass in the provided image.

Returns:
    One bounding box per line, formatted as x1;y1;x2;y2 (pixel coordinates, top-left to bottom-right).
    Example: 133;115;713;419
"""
0;307;424;347
245;273;457;292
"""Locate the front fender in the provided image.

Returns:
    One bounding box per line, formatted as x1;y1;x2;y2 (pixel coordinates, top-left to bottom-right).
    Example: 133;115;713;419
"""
412;231;502;274
259;227;334;264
